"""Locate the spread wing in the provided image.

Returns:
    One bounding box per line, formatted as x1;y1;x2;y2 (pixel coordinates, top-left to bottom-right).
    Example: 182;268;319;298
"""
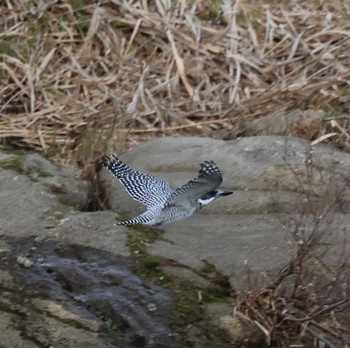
164;160;222;207
102;155;173;207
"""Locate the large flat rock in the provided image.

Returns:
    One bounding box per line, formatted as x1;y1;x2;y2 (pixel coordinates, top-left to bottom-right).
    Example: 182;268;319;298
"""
102;136;350;288
103;136;350;215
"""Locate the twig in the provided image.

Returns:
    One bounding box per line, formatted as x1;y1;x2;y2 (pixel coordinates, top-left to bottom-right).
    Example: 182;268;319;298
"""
166;29;199;102
118;119;228;133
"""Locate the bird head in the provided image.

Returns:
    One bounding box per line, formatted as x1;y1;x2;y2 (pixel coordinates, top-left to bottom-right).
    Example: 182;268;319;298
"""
198;189;233;206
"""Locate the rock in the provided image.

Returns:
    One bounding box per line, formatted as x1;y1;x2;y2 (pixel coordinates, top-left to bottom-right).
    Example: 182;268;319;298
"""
0;152;18;163
22;153;88;208
148;214;293;288
241;109;325;138
219;315;265;346
22;153;58;178
16;256;34;268
0;270;14;288
103;136;350;289
1;238;177;348
105;136;350;213
161;265;213;289
54;211;129;256
205;303;266;347
42;176;88;209
0;150;178;348
2;134;350;347
32;299;102;332
0;169;57;238
0;312;39;348
24;315;115;348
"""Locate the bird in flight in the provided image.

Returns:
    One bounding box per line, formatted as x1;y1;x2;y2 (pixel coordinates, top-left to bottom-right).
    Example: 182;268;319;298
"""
102;155;233;226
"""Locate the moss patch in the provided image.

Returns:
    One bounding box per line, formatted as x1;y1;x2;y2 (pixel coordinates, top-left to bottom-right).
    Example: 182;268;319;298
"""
38;171;54;178
199;260;231;292
172;289;205;322
0;156;23;173
122;222;232;334
124;223;171;285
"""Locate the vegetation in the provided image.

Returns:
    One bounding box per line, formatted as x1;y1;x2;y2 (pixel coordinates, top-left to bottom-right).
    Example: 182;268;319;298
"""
235;147;350;347
1;0;350;164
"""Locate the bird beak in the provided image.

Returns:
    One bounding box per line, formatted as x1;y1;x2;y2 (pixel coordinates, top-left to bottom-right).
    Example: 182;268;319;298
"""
219;190;233;197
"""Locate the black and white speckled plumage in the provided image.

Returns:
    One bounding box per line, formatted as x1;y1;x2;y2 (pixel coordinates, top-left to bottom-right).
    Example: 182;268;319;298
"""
102;156;232;226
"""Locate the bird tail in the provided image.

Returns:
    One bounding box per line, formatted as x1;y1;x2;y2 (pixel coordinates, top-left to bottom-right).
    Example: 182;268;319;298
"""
117;218;138;226
117;211;155;226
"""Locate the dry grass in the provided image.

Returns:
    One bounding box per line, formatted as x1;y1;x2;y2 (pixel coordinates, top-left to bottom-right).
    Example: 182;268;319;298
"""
1;0;350;163
234;147;350;347
235;213;350;347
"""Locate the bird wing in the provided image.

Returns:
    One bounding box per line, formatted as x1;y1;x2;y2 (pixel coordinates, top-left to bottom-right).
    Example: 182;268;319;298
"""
164;160;223;208
102;155;173;207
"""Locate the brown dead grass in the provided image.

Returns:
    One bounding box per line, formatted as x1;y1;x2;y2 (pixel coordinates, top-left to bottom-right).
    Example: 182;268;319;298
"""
234;147;350;347
1;0;350;163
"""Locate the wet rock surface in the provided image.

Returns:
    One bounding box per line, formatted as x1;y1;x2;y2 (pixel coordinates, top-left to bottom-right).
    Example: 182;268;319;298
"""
0;153;178;347
1;237;174;347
